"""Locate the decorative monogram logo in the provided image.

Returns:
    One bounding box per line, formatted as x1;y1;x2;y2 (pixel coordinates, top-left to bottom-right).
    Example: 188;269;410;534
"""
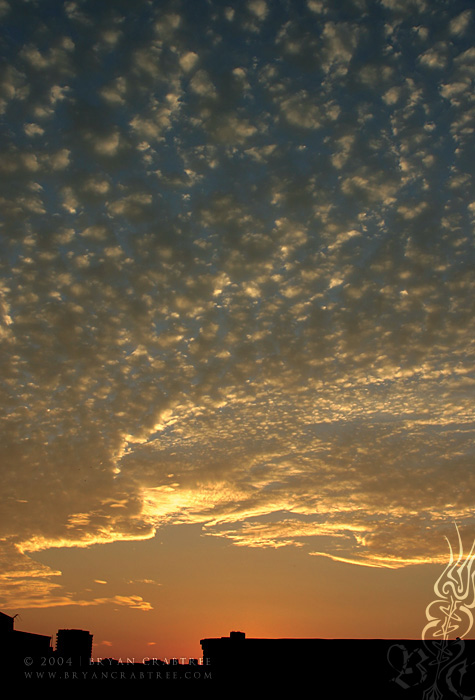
388;525;475;699
423;524;475;642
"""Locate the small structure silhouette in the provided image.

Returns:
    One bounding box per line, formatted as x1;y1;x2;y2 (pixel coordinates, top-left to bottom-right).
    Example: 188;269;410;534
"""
56;628;93;664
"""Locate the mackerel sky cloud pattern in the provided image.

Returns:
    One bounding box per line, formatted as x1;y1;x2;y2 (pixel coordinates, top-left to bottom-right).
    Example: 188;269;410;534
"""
1;0;474;611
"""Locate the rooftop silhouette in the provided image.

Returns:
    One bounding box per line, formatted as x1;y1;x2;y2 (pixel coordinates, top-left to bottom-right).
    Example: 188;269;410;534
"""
4;611;475;694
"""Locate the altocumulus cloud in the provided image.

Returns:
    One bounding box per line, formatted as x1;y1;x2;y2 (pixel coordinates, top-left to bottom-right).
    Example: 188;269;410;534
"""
0;0;474;607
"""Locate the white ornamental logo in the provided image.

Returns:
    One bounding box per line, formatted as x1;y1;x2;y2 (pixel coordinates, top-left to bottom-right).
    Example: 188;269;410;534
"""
423;524;475;641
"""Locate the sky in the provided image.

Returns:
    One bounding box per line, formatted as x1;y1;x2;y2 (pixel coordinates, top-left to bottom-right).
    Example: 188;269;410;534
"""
1;0;474;662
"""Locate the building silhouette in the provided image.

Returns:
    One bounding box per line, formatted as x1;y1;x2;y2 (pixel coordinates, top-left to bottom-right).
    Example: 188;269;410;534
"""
201;629;328;667
56;628;93;663
5;610;475;692
0;610;52;663
0;611;96;675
